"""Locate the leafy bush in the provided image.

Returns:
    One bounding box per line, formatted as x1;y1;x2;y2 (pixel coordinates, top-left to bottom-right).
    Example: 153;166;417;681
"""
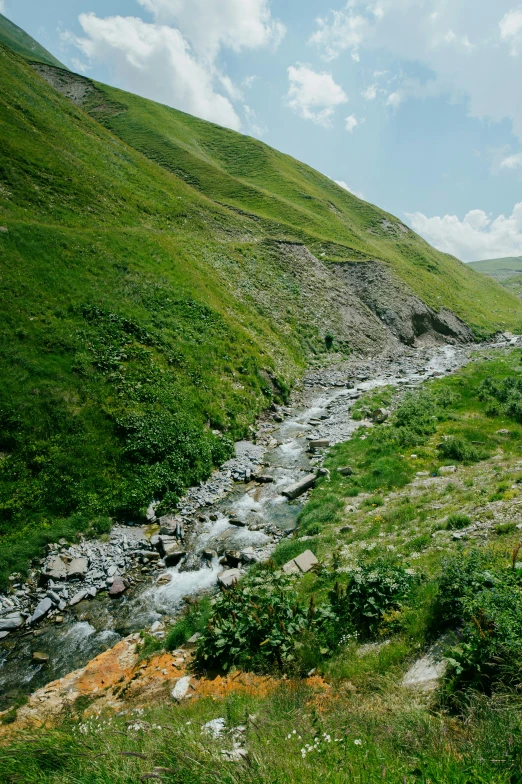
446;583;522;693
196;570;316;672
329;559;415;639
435;551;500;628
438;437;488;464
446;513;471;530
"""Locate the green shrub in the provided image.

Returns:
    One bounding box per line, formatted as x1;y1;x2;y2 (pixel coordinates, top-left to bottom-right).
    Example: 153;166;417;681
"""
446;513;472;530
329;559;415;639
495;522;517;536
166;597;212;650
438;437;488;464
435;551;502;629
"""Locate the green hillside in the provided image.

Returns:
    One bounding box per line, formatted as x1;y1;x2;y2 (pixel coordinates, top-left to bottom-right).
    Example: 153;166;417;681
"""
468;256;522;281
0;13;66;68
1;17;522;583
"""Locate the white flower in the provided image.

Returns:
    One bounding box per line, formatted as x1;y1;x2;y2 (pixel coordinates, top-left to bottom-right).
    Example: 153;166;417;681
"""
354;738;362;745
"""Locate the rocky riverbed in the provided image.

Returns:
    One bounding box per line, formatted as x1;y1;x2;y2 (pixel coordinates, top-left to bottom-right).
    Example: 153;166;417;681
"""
1;337;518;708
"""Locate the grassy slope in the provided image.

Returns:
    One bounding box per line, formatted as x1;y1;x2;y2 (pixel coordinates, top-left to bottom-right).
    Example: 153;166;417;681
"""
469;256;522;275
4;351;522;781
0;46;314;584
0;13;66;68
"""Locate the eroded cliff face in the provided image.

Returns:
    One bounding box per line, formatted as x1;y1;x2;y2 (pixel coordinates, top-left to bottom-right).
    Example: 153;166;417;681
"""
331;260;474;347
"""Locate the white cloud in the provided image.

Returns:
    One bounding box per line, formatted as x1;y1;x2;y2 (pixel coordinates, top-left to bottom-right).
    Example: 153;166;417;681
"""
501;152;522;169
243;104;266;138
500;8;522;53
309;1;522;143
74;13;241;129
286;64;347;126
345;114;359;132
136;0;285;60
0;1;6;14
362;84;377;100
386;91;402;109
406;203;522;261
243;75;257;89
335;179;365;199
310;9;367;61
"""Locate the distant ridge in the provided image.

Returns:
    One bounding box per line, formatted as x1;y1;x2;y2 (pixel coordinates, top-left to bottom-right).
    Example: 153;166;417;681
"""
468;256;522;282
0;12;66;69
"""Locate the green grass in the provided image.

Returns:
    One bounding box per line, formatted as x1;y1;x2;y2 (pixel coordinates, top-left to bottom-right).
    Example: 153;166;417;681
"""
0;13;66;68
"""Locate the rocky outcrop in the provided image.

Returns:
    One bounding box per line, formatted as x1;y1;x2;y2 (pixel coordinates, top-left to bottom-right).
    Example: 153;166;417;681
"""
332;260;474;346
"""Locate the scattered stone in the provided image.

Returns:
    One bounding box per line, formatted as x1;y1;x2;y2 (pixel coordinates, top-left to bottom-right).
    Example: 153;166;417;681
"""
317;467;330;478
54;616;64;624
29;598;53;625
282;474;317;500
32;651;49;664
186;632;201;647
497;429;511;436
69;590;88;606
403;654;446;691
163;546;186;566
171;676;191;701
109;578;126;597
0;612;24;631
209;514;219;521
202;717;226;738
255;475;274;483
41;556;68;583
157;574;172;586
0;631;9;640
229;518;247;527
439;465;457;474
337;466;353;476
218;569;241;587
340;525;355;533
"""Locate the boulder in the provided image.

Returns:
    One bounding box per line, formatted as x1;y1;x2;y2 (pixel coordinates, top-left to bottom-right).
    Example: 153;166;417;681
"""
157;574;172;586
0;631;10;640
282;560;300;575
163;544;186;566
0;612;24;631
255;474;274;484
29;597;53;625
337;466;354;476
109;578;126;597
371;408;389;423
224;550;242;567
282;474;317;500
294;550;319;574
218;568;240;587
41;555;68;583
229;518;247;527
67;557;89;580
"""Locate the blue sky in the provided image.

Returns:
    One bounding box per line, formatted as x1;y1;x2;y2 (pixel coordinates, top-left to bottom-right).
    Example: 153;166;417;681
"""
3;0;522;261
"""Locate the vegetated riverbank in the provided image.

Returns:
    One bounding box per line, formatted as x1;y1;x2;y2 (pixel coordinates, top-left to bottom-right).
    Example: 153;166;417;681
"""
0;341;470;709
4;340;522;782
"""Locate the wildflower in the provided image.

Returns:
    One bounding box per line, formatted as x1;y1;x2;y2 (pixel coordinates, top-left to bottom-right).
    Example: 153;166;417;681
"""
354;739;362;745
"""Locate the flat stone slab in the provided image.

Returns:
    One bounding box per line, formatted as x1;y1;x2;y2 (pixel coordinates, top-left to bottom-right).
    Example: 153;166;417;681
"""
308;439;330;449
439;465;456;474
42;555;68;582
0;630;10;640
163;546;186;566
282;474;317;500
218;568;240;587
402;655;446;691
294;550;318;573
255;475;274;483
282;560;301;575
69;590;88;606
228;518;247;527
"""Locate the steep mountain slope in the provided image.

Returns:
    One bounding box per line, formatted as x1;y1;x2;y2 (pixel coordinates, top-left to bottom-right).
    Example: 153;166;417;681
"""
28;63;522;340
0;13;66;68
1;17;522;583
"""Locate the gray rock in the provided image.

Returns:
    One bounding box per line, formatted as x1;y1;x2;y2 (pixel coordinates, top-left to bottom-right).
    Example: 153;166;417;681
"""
371;408;389;423
402;655;446;691
308;439;330;449
282;560;300;575
229;518;247;527
29;597;53;625
163;545;186;566
0;630;10;640
0;613;24;631
218;568;240;587
439;465;457;474
294;550;319;573
107;564;118;577
282;474;317;500
69;590;88;606
42;556;68;582
337;466;354;476
255;474;274;484
67;557;89;580
46;590;61;605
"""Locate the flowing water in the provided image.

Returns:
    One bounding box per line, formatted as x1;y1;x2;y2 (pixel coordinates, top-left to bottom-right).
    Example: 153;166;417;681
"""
0;343;494;706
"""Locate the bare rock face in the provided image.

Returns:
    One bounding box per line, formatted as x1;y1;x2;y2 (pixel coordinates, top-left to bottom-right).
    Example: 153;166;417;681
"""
333;260;473;347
